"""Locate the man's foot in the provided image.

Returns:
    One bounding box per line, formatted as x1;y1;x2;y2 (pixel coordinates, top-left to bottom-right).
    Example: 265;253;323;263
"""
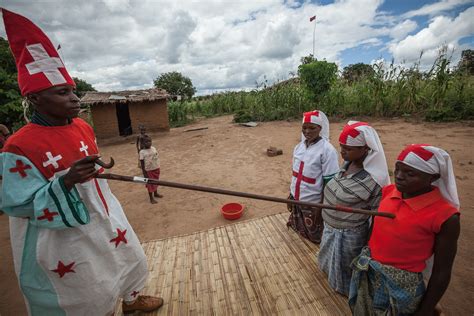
154;192;163;198
122;295;163;314
150;199;158;204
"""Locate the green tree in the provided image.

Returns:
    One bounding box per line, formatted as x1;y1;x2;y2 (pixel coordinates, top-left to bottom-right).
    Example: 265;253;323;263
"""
342;63;375;83
456;49;474;75
73;77;96;97
300;54;316;65
298;60;338;100
0;37;23;130
153;71;196;100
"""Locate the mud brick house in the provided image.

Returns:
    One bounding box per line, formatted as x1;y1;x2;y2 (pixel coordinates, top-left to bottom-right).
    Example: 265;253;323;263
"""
81;88;170;139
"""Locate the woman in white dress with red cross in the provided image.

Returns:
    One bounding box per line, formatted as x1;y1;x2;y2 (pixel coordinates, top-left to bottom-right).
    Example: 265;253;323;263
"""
288;110;339;243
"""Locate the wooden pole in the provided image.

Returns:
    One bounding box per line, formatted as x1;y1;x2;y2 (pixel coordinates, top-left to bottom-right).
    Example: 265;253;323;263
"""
96;173;395;219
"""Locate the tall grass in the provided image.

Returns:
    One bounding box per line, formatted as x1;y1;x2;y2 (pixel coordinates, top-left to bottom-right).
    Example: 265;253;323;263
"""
169;51;473;126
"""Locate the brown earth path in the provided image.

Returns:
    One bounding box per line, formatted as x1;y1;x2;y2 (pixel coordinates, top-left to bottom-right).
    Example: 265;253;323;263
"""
1;115;473;315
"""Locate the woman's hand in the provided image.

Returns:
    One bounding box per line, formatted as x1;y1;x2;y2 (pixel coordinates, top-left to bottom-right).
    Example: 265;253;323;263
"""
287;194;294;212
63;155;100;190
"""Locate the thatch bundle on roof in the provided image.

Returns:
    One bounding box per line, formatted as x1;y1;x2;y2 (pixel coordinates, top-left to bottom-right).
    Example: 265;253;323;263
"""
81;88;169;105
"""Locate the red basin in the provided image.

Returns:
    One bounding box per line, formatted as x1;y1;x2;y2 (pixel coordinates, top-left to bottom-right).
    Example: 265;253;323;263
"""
221;203;244;220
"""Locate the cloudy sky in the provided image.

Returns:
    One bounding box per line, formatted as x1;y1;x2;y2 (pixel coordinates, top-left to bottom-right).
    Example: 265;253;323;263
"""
1;0;473;94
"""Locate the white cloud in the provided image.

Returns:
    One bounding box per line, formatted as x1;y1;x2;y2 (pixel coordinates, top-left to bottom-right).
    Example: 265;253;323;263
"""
390;19;418;40
161;10;197;64
389;6;474;66
102;0;131;13
0;0;472;93
403;0;471;18
257;15;301;59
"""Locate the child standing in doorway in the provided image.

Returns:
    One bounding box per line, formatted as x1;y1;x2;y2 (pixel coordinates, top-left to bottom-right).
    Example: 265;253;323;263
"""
139;135;163;204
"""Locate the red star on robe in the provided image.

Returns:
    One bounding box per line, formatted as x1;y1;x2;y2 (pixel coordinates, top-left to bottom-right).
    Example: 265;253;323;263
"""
110;228;128;248
51;261;75;278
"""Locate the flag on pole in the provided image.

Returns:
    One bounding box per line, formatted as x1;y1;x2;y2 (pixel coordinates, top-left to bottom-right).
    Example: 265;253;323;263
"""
310;15;316;22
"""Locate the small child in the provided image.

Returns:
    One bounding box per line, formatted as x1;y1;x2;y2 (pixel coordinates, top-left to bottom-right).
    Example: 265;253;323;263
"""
139;135;163;204
349;144;460;315
136;124;147;168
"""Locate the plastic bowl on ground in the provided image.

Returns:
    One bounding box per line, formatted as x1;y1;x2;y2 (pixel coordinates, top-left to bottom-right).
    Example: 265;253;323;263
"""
221;203;244;220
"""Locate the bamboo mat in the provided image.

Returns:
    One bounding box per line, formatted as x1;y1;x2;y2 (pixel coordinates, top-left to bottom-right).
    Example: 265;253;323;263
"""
115;212;351;315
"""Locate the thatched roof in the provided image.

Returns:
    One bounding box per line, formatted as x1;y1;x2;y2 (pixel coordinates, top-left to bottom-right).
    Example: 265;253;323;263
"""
81;88;169;105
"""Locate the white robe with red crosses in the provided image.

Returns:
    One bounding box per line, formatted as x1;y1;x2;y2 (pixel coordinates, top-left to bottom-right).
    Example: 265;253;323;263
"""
290;138;340;202
0;118;147;316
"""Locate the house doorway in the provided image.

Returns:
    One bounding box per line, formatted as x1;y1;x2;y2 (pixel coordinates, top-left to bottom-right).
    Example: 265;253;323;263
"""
116;103;132;136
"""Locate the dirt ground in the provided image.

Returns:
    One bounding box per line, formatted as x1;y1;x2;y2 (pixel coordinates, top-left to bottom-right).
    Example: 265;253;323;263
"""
1;115;473;315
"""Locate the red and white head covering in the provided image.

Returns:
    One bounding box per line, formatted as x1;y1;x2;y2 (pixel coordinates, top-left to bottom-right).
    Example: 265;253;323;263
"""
302;110;330;140
397;144;459;209
339;121;390;187
1;8;75;96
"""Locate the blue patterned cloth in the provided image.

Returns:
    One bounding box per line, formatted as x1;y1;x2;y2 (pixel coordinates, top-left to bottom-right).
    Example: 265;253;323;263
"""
349;247;426;316
318;221;369;296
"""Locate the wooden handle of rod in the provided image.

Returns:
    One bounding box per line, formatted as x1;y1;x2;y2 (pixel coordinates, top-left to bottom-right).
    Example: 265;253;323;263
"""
96;173;395;219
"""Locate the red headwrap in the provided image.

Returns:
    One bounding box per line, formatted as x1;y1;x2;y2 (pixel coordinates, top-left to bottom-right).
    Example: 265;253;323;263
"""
1;8;75;96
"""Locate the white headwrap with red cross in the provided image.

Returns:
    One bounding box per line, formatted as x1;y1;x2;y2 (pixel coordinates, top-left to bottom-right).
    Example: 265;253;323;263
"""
339;121;390;187
302;110;330;140
1;8;75;96
397;144;459;209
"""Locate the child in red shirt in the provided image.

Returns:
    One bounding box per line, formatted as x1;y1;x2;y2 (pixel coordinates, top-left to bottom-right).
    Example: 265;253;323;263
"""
349;144;460;316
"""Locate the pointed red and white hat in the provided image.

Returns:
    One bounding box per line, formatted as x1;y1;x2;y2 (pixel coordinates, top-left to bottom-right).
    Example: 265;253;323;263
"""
397;144;459;209
339;121;390;187
302;110;330;139
1;8;75;96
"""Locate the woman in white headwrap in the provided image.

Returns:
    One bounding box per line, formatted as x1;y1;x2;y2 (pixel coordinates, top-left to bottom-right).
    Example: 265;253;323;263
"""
288;110;339;243
349;144;460;316
318;121;390;296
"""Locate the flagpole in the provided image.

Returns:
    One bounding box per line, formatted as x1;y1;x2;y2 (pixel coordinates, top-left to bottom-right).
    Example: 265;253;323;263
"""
312;18;316;57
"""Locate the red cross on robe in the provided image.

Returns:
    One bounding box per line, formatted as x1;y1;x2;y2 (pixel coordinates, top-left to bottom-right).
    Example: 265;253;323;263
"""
51;261;75;278
131;290;140;298
9;159;32;178
110;228;128;248
37;208;59;222
292;162;316;200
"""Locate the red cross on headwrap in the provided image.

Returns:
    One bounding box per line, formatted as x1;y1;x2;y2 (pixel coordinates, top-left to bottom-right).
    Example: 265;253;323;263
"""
339;122;369;144
303;110;320;123
1;8;75;96
397;144;434;161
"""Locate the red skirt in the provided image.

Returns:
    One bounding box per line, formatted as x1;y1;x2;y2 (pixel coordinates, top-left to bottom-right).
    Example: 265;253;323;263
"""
145;168;160;192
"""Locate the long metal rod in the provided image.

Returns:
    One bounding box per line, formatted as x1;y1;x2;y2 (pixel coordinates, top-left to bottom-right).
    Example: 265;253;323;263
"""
96;173;395;219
